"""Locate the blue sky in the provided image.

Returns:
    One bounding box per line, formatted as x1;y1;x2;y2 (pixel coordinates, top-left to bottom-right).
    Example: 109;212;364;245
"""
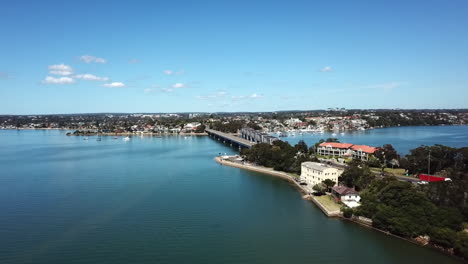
1;0;467;114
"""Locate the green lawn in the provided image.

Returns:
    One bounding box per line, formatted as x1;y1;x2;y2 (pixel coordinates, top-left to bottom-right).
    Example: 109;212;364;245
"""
315;195;342;212
370;167;408;176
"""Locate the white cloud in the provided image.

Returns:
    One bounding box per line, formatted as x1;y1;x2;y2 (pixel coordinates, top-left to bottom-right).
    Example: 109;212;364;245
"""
74;74;109;81
102;82;125;88
172;83;186;89
249;93;264;98
161;88;174;93
196;91;228;100
368;82;407;91
320;66;333;72
129;59;140;64
80;55;107;64
48;64;73;75
42;76;75;84
144;88;154;93
163;69;184;75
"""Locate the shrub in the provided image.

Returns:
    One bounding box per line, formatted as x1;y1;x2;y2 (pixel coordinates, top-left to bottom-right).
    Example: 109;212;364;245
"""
342;207;353;218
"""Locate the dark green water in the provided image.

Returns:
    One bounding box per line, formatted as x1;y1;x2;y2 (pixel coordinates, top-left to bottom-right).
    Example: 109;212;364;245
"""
0;129;463;263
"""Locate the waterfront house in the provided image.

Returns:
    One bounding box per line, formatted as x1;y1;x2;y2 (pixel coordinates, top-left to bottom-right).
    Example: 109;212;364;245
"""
300;162;343;188
350;145;377;161
331;186;361;208
316;142;378;161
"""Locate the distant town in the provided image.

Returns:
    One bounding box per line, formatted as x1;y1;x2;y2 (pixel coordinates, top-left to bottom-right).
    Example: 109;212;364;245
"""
1;109;467;134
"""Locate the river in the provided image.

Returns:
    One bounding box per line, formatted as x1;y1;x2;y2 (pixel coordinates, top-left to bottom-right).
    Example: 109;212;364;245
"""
0;127;465;263
277;125;468;154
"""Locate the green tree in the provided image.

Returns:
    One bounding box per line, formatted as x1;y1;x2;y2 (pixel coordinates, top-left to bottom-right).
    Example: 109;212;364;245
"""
294;140;308;154
322;179;336;192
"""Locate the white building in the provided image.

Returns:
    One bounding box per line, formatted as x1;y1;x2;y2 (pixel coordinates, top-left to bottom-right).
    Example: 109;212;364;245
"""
331;186;361;208
300;162;343;188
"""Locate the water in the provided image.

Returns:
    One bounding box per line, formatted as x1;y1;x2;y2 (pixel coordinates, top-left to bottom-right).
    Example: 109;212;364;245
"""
279;125;468;154
0;128;464;264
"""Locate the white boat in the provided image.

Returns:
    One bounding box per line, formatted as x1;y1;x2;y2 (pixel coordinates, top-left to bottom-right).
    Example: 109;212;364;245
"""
331;133;337;136
123;136;130;141
340;132;345;135
83;136;89;140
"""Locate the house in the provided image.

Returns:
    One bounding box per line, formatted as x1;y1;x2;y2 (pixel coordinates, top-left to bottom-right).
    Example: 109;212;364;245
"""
317;142;354;157
316;142;378;161
300;162;343;188
350;145;378;161
331;186;361;208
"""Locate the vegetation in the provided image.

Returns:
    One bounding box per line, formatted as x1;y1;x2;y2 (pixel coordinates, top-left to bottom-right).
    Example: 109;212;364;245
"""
339;160;375;191
240;140;312;174
336;143;468;259
210;120;245;133
243;135;468;258
194;124;206;133
399;145;467;174
342;207;354;218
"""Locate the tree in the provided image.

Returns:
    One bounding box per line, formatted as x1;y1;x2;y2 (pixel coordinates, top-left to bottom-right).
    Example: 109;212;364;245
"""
194;124;206;133
455;232;468;260
339;162;375;191
428;227;457;248
294;140;308;154
322;179;336;192
375;144;399;165
313;183;326;194
342;207;353;218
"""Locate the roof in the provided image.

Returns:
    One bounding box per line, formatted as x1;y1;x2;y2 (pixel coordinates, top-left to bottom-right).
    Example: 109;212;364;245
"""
351;145;378;154
332;185;359;195
319;142;354;149
302;162;336;172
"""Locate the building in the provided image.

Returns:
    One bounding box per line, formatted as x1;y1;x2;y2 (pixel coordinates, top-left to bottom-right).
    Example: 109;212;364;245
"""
300;162;343;188
316;142;378;161
239;128;279;145
317;142;354;157
331;186;361;208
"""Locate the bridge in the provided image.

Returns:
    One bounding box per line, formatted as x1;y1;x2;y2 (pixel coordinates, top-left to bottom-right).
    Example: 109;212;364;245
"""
205;129;255;149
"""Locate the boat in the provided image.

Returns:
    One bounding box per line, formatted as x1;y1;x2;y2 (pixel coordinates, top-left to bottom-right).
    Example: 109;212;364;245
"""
83;136;89;140
123;136;130;141
340;132;345;136
113;137;118;139
331;133;337;136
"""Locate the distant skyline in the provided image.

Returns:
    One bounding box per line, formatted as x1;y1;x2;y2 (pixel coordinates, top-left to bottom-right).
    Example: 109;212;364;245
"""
1;0;468;114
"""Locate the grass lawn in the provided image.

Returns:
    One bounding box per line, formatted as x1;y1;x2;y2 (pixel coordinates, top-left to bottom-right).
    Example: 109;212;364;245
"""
370;167;408;176
315;195;342;212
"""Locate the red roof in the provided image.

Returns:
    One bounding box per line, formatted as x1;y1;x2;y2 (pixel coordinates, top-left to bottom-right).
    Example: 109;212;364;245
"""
351;145;377;154
319;142;353;149
332;186;359;195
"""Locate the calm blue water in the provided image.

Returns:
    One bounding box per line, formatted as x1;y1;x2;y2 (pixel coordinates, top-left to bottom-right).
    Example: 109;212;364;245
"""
0;128;464;264
280;125;468;154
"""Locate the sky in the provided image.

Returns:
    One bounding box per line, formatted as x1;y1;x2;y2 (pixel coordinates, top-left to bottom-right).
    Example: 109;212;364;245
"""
1;0;468;114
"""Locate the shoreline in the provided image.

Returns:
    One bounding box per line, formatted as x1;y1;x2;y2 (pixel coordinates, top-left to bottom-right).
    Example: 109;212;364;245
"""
215;156;464;262
67;132;208;136
214;156;340;217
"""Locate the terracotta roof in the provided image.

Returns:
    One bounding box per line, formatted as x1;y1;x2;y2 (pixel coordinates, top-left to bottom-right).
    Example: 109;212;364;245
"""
351;145;378;154
332;186;359;195
319;142;354;149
